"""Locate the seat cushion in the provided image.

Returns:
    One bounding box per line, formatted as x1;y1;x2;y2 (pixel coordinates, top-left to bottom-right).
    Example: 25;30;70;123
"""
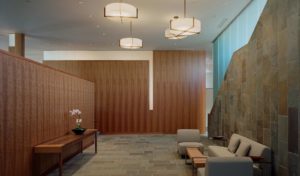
178;142;204;155
208;146;236;157
228;135;240;153
235;142;251;157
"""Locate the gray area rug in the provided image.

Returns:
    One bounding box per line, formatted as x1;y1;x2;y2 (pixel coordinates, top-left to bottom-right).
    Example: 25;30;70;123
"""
48;134;215;176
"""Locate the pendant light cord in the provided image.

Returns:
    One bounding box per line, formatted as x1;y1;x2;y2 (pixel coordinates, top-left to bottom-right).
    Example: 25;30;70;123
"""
119;0;123;23
184;0;186;18
130;21;133;37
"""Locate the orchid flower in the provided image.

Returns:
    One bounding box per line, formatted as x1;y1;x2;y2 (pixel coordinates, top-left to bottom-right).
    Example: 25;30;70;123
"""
70;108;83;128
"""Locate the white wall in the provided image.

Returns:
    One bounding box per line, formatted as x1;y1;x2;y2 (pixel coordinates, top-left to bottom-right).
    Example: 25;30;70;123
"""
205;50;214;132
43;51;153;61
206;88;214;129
0;35;44;63
0;35;8;51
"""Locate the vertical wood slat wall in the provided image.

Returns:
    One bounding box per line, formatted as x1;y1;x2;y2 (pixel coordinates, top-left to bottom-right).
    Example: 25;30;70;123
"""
44;61;149;134
0;50;95;176
45;50;206;134
153;51;206;133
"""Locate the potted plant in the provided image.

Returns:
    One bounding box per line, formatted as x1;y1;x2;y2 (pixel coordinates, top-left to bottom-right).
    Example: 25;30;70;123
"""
69;109;86;135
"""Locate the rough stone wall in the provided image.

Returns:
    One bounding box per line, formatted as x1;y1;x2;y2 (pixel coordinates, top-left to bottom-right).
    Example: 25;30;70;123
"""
208;0;300;175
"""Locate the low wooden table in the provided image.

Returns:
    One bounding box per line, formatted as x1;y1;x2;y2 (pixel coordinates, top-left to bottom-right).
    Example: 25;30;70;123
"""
185;148;207;176
33;129;98;176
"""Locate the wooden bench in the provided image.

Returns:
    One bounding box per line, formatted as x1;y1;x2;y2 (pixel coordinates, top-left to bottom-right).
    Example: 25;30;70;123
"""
33;129;98;176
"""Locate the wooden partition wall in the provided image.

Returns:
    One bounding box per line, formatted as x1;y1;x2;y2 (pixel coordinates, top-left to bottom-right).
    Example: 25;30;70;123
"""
45;50;206;134
0;50;95;176
153;51;206;133
44;61;149;134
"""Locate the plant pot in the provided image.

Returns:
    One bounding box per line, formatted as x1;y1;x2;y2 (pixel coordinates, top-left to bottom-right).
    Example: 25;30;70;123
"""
72;127;86;135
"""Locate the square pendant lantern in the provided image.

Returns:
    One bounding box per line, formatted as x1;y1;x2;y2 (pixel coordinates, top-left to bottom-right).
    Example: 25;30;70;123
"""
169;17;201;36
165;29;187;40
165;0;201;39
104;3;138;21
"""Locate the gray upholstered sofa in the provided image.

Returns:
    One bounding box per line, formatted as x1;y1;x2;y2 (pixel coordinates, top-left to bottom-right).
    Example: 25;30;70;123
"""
197;157;253;176
177;129;204;155
208;133;271;176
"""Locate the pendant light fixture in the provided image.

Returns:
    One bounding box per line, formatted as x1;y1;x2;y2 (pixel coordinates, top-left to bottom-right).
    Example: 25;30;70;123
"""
104;1;138;22
165;29;187;40
169;0;201;36
120;22;143;49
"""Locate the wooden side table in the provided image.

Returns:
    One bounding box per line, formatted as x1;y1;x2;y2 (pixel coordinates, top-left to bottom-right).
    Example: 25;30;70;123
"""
185;148;208;176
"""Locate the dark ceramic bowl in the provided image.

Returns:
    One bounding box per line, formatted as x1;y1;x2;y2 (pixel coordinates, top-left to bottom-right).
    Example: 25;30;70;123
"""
72;128;86;135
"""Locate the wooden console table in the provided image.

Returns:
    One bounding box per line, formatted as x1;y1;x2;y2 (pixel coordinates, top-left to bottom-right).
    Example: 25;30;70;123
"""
33;129;98;176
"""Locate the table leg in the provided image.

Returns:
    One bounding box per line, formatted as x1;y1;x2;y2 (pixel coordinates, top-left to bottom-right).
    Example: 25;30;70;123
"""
95;132;97;153
192;159;196;176
58;153;63;176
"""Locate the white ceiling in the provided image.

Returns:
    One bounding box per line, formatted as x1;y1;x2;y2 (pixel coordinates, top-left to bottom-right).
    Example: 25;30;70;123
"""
0;0;250;52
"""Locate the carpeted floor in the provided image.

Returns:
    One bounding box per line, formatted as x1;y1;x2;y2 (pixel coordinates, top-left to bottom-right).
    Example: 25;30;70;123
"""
48;134;215;176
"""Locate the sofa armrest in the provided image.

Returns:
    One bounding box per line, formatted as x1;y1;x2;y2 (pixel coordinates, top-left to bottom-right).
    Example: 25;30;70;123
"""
249;156;264;162
205;157;253;176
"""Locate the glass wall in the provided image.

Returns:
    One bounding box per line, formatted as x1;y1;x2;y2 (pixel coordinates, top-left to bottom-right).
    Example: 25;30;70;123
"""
213;0;267;98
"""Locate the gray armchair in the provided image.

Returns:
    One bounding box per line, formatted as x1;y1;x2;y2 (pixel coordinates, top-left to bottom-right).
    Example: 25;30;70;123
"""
177;129;204;155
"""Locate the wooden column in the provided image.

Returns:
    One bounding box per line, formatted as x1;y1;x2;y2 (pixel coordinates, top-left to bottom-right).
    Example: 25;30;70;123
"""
8;33;25;56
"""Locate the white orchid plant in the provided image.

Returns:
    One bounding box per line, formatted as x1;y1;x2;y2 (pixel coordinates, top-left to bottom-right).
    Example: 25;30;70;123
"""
69;109;82;128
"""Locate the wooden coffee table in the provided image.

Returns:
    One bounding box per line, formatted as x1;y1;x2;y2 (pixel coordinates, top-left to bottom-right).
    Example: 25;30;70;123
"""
185;148;207;176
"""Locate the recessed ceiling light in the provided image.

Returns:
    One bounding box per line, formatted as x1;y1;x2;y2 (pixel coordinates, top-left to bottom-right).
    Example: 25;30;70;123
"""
78;1;84;5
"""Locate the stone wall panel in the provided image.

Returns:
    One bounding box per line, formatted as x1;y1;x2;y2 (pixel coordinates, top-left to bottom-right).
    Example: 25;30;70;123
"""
208;0;300;175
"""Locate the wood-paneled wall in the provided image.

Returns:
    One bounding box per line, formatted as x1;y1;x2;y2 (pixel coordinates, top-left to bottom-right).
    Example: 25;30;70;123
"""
44;50;206;134
44;61;149;134
0;50;95;176
153;51;206;133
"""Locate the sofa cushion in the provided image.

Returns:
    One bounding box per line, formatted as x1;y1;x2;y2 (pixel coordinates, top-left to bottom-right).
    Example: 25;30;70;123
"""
208;146;236;157
227;135;240;153
235;142;251;157
231;133;271;162
178;142;204;155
